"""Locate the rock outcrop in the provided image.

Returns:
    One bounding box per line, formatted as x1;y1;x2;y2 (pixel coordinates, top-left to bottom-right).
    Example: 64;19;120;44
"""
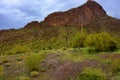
24;21;40;28
22;0;120;33
42;1;106;26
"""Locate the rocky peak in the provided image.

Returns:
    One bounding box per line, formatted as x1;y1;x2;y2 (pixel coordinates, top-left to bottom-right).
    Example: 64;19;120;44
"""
85;0;106;16
87;0;94;2
24;1;107;28
24;21;40;28
43;1;106;26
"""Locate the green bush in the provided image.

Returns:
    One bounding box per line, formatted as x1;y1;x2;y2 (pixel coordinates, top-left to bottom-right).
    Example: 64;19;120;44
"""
30;71;39;77
45;37;61;49
31;39;44;52
72;33;86;48
10;44;31;55
25;53;46;71
70;67;106;80
80;47;96;54
84;32;117;52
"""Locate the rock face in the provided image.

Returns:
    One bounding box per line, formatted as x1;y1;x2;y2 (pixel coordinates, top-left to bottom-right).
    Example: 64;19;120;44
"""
24;1;107;28
24;21;40;28
23;0;120;32
42;1;106;26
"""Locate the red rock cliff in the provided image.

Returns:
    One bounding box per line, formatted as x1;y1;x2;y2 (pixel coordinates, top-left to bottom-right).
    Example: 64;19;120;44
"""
42;1;106;26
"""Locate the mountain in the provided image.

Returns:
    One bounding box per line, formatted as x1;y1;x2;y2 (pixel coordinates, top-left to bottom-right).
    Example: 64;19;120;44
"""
25;0;107;28
23;0;120;34
42;0;106;26
1;1;120;80
0;0;120;54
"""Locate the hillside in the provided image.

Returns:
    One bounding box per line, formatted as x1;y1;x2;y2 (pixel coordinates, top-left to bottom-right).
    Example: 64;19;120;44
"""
0;1;120;80
0;1;120;54
0;49;120;80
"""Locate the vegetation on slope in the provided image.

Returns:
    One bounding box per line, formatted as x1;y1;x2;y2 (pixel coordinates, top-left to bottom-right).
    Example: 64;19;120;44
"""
0;25;120;55
0;1;120;80
0;24;120;80
0;49;120;80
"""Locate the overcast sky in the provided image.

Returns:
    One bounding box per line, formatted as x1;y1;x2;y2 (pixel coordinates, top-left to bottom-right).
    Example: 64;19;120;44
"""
0;0;120;30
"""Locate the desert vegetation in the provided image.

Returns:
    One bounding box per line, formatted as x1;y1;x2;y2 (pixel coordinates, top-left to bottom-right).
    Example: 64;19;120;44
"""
0;25;120;80
0;0;120;79
0;25;120;55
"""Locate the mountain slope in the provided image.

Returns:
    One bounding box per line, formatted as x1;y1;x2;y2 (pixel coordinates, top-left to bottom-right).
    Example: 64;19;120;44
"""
0;0;120;55
0;1;120;80
23;0;120;34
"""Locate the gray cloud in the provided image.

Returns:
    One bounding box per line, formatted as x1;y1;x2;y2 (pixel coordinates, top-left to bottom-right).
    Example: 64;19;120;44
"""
0;0;120;29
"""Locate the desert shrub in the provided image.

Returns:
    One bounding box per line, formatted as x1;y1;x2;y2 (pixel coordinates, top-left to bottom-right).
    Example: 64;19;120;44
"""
10;44;31;55
72;33;86;48
0;66;4;76
45;37;61;49
30;71;39;77
25;53;46;71
84;32;117;52
70;67;106;80
31;39;44;52
80;47;96;54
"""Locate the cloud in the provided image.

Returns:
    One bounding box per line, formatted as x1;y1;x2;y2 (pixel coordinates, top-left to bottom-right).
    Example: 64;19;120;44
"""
96;0;120;18
0;0;120;29
0;0;25;8
0;7;34;21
